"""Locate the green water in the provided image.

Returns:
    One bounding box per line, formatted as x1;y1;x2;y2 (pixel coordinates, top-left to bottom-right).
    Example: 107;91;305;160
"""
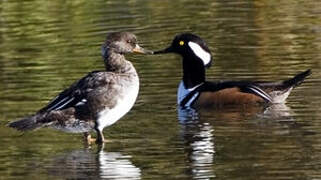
1;0;321;179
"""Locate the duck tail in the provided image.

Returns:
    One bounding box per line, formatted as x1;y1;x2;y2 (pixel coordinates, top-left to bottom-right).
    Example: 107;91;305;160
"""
283;69;311;88
8;113;46;131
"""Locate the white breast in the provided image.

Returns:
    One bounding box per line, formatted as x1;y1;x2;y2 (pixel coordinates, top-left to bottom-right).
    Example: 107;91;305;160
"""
96;80;139;131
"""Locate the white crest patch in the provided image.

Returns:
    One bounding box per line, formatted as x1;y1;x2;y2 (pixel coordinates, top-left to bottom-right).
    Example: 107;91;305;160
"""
188;41;211;66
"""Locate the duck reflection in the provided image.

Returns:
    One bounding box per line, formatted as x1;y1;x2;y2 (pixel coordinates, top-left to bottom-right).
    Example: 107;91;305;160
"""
178;108;216;179
261;103;293;119
177;103;294;179
47;145;141;179
195;103;294;121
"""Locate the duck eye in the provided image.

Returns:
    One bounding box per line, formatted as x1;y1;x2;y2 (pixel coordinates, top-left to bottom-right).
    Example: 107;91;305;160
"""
179;41;184;46
127;40;132;44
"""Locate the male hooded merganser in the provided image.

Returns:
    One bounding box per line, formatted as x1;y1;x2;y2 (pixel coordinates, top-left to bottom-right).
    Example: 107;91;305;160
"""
9;32;152;144
155;33;311;108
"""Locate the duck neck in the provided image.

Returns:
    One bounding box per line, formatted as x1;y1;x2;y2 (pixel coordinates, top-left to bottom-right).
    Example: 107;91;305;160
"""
182;56;206;89
103;48;136;74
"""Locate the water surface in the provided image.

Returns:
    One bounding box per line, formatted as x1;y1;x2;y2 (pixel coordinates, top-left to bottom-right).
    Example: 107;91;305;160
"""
1;0;321;179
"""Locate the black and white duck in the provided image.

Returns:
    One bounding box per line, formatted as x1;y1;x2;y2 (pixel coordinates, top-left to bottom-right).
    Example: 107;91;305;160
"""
154;33;311;109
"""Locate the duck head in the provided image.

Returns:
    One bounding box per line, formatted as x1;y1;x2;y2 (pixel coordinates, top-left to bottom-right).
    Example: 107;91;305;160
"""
154;33;212;68
155;33;212;89
101;32;153;57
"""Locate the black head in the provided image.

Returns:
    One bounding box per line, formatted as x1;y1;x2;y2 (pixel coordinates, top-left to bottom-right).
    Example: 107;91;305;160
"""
101;32;153;57
155;33;212;68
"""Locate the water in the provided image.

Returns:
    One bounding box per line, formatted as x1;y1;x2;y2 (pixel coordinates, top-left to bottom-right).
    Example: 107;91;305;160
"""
1;0;321;179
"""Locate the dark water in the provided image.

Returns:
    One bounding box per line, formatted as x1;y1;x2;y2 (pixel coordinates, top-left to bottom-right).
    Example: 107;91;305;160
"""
1;0;321;179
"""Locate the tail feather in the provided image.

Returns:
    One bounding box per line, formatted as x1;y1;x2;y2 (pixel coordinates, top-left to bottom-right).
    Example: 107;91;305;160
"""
283;69;311;88
258;69;311;103
8;114;46;131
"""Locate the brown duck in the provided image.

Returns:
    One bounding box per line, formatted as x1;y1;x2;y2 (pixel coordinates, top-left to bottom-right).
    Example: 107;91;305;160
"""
9;32;152;144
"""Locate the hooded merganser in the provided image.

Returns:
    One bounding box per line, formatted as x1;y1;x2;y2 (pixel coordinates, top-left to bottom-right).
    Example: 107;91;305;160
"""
9;32;152;144
155;33;311;108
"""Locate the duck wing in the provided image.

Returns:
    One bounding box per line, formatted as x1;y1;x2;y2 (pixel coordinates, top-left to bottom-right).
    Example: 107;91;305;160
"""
38;71;105;113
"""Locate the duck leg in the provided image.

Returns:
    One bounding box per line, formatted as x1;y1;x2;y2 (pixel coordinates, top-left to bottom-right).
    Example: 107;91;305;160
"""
95;129;105;144
94;128;111;144
83;132;96;145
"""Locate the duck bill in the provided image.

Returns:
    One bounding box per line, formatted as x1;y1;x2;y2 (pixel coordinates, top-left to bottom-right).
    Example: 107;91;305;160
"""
153;46;174;54
133;44;153;54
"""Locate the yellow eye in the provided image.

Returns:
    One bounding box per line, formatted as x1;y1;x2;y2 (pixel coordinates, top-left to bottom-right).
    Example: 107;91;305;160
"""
179;41;184;46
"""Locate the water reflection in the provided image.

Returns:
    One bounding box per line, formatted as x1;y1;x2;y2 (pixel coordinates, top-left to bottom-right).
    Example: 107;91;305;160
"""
177;103;294;179
0;0;320;179
47;145;141;180
261;103;293;119
199;103;294;121
178;108;216;179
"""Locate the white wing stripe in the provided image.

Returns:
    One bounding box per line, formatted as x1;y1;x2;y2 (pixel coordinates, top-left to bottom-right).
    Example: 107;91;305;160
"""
248;86;272;102
54;97;75;110
75;99;87;106
47;96;72;111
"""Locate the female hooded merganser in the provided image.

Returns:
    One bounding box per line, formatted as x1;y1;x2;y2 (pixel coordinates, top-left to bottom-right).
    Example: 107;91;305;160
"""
155;33;311;108
9;32;152;144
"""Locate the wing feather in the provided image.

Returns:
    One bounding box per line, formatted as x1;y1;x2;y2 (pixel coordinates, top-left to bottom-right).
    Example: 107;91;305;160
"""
202;81;272;103
38;71;106;113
